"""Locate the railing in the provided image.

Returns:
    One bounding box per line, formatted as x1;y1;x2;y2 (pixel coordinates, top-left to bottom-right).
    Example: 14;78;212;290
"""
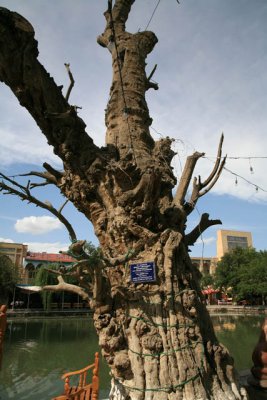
0;305;7;369
52;352;99;400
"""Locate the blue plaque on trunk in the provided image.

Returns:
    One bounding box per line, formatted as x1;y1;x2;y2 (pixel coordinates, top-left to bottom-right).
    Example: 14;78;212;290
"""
130;261;156;283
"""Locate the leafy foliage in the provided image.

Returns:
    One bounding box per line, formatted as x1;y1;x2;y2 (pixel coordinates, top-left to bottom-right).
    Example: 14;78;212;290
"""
200;273;214;289
34;242;100;309
236;252;267;301
82;242;102;266
34;263;59;310
214;248;267;302
0;254;18;302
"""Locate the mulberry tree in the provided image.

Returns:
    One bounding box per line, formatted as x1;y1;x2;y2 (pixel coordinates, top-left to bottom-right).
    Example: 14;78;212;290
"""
0;2;247;399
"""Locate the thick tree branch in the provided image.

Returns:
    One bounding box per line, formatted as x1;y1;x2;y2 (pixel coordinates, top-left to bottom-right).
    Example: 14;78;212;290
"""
97;0;135;48
173;136;226;215
43;163;64;180
202;133;224;187
173;151;204;208
185;138;226;214
0;173;77;241
193;156;226;200
42;275;89;301
0;7;99;172
184;213;222;246
18;169;60;188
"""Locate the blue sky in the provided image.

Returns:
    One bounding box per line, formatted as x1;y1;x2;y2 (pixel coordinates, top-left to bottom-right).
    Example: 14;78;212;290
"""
0;0;266;257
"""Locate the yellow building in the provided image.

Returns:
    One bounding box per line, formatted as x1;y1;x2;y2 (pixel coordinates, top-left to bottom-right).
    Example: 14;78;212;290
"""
0;242;28;281
191;229;253;275
216;229;253;260
191;257;218;275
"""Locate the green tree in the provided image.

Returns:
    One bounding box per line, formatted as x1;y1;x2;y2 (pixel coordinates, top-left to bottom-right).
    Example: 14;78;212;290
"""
214;248;267;303
236;251;267;304
200;273;214;289
34;242;101;309
34;263;59;310
0;254;18;303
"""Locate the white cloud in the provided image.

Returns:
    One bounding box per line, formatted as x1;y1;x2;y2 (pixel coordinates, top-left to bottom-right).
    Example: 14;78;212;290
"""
0;237;14;243
0;126;62;168
15;216;63;235
25;241;69;253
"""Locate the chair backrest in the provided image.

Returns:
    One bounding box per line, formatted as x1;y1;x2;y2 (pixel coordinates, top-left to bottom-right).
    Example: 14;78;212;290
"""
54;352;99;400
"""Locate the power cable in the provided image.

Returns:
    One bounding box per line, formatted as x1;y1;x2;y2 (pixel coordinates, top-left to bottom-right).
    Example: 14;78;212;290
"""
223;166;267;193
204;157;267;193
203;156;267;160
144;0;161;31
144;0;180;31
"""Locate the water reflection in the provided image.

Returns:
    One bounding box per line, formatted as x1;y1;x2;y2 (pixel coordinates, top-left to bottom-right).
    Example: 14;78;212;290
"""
0;315;264;399
213;315;262;370
0;318;110;400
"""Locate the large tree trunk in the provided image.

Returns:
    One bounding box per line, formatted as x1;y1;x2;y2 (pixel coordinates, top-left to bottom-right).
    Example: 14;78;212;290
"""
0;2;247;399
94;236;243;400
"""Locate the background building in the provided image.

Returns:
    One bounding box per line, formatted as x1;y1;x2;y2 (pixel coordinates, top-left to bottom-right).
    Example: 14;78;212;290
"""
191;257;218;275
216;229;253;260
191;229;253;275
24;252;75;284
0;242;28;281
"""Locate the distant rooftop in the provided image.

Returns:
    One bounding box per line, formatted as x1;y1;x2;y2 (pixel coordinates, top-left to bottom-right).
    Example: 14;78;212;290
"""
25;252;75;263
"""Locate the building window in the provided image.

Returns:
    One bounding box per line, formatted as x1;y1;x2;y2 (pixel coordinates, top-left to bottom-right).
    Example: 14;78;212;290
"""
227;235;248;251
0;248;16;252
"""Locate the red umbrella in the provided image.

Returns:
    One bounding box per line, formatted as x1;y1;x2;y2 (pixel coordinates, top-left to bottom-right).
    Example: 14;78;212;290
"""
202;288;219;295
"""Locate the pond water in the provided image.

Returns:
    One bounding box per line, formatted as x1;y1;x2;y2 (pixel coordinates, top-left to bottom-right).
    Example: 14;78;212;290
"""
0;314;263;400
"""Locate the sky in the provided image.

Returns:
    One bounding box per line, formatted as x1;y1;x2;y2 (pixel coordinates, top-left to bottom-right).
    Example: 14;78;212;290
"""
0;0;266;258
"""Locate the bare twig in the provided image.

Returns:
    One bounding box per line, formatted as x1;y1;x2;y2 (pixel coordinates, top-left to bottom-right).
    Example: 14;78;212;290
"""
0;173;77;242
64;63;75;102
58;199;69;214
146;64;158;90
147;64;157;81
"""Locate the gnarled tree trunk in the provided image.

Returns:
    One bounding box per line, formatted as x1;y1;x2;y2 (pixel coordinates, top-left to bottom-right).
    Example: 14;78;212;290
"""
0;1;247;399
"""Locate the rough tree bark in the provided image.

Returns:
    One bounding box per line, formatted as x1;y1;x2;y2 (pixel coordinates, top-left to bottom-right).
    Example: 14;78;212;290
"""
0;2;248;399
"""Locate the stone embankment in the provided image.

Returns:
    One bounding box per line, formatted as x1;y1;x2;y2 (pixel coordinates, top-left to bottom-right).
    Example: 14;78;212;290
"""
5;304;267;319
6;308;93;318
207;304;267;315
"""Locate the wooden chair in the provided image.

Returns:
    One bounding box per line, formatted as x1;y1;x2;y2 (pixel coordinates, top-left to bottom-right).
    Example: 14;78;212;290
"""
52;352;99;400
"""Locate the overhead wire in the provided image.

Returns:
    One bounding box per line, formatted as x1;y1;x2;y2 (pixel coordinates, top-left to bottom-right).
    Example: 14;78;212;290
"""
204;157;267;193
144;0;161;31
223;166;267;193
203;156;267;160
144;0;180;31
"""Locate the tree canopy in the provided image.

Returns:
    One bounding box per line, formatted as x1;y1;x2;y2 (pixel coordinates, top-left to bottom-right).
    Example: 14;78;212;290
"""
0;254;18;302
214;247;267;303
